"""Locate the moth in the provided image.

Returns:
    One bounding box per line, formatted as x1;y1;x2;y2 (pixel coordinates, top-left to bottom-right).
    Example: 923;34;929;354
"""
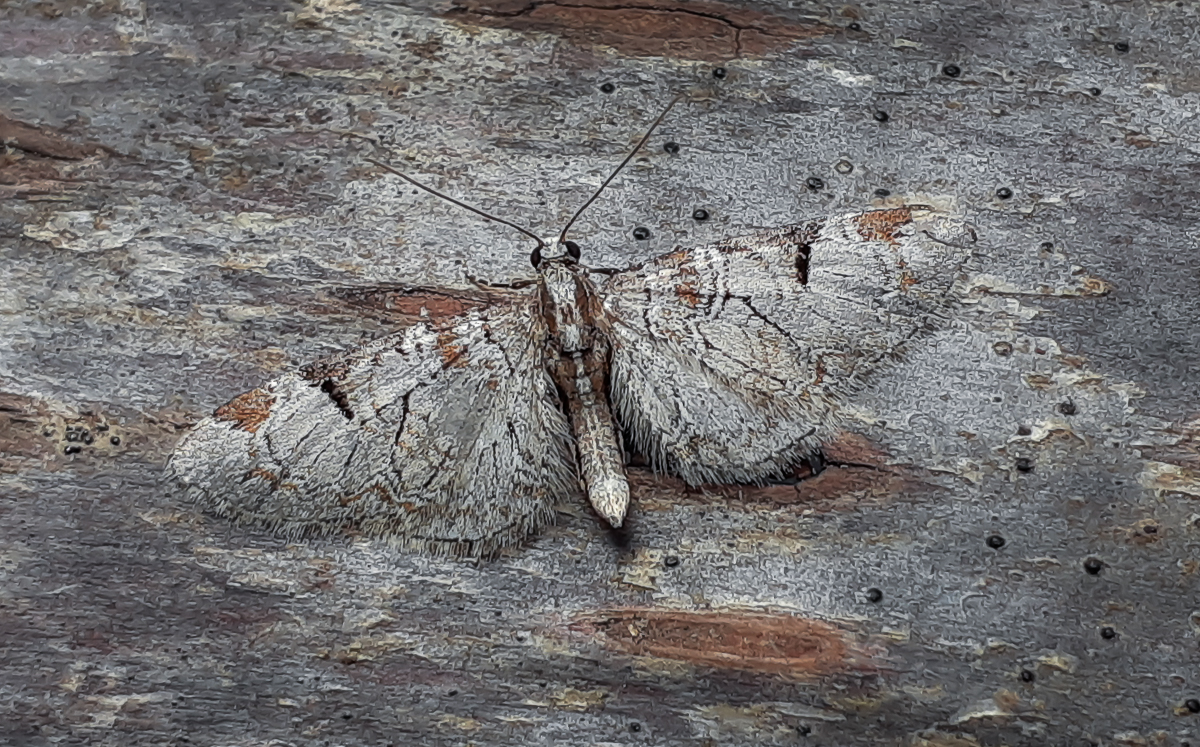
169;105;971;557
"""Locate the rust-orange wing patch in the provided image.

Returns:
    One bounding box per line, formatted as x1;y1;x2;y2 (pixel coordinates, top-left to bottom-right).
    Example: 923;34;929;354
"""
571;609;866;676
213;388;275;433
853;207;913;247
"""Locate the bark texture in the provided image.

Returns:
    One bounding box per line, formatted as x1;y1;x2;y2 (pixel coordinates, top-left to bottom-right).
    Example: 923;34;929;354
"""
2;0;1200;744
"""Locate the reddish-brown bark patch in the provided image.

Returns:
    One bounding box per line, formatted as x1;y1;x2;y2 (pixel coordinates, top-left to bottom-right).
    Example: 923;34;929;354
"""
629;432;937;512
445;0;828;61
853;208;913;247
213;389;275;433
0;112;112;160
821;431;890;465
320;286;500;322
572;609;869;676
0;152;88;198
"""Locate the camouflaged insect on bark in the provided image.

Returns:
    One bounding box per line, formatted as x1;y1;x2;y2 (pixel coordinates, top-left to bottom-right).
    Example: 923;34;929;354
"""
168;204;972;558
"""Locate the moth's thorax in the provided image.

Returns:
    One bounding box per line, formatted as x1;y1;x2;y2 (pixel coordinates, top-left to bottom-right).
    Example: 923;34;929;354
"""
537;260;601;354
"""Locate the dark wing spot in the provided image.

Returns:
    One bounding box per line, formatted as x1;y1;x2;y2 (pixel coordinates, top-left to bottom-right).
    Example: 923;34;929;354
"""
394;391;412;444
317;379;355;420
796;243;812;284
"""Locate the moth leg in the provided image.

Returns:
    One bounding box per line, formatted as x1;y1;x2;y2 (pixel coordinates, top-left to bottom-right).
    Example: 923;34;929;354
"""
806;448;828;476
553;347;630;528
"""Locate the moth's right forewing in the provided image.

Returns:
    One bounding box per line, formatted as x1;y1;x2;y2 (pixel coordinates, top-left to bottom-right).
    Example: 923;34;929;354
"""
169;286;576;558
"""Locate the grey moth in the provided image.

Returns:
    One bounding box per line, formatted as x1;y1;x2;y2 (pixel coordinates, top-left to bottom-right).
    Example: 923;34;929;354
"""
169;110;972;557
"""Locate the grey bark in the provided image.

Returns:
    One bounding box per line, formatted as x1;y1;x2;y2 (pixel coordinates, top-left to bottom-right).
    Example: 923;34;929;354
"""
2;0;1199;745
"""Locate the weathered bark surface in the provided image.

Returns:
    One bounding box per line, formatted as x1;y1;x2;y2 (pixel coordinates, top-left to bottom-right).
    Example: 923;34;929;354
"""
2;0;1199;744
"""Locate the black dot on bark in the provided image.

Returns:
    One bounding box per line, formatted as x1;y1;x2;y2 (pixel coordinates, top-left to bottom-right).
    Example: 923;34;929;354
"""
806;176;825;190
873;110;890;122
1017;425;1031;436
663;141;680;154
663;555;680;568
692;209;709;222
1058;401;1077;415
986;534;1006;549
865;587;883;603
633;227;651;240
1114;42;1130;53
1084;557;1103;575
847;22;861;31
1185;699;1200;713
874;188;891;197
600;82;615;93
1100;626;1117;640
712;67;727;79
630;722;643;732
993;341;1013;356
1020;669;1035;682
1015;457;1034;473
1089;87;1102;96
996;187;1014;199
942;64;961;77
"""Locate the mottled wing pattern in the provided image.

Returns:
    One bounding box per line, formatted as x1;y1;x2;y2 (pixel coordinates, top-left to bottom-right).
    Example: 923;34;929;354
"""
168;288;575;557
599;208;970;484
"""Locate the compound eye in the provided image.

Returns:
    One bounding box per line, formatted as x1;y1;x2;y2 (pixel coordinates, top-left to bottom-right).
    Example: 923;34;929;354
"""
563;240;581;261
530;245;543;267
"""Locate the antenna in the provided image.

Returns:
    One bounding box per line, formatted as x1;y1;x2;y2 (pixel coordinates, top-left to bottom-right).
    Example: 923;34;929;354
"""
557;96;682;248
365;157;546;252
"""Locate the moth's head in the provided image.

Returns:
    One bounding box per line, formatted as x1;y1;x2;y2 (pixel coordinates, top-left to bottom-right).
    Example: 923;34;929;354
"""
530;239;582;269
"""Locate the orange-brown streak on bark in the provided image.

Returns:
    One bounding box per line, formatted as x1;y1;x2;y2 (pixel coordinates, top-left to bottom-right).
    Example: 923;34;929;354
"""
445;0;828;61
0;112;112;159
571;609;872;676
318;288;500;321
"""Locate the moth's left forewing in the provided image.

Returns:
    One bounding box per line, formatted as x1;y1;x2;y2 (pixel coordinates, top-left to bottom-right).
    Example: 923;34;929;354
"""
596;220;832;484
754;208;972;383
814;208;972;308
596;207;971;486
